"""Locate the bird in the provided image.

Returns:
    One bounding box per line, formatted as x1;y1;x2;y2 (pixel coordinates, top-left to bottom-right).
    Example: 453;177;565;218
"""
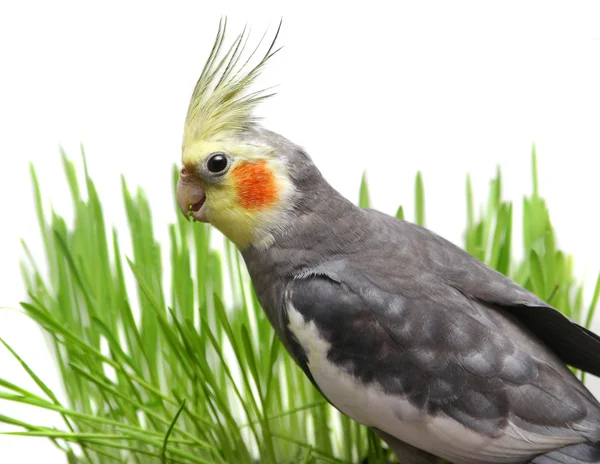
176;20;600;464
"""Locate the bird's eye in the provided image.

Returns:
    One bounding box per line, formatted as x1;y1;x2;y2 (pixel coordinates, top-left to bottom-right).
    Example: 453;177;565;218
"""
206;153;228;174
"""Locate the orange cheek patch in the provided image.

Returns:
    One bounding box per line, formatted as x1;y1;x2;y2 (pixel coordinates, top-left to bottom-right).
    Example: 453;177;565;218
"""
232;160;279;210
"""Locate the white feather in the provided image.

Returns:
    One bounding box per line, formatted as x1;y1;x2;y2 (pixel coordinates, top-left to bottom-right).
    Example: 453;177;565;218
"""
286;302;580;464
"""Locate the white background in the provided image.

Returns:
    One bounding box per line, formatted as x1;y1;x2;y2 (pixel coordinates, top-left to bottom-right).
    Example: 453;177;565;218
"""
1;1;600;462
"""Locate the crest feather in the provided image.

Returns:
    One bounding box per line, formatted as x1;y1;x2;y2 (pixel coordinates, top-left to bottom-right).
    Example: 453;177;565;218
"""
183;18;282;149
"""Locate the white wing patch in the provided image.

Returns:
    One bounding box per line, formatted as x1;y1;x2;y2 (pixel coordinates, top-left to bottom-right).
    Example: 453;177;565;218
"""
286;301;579;464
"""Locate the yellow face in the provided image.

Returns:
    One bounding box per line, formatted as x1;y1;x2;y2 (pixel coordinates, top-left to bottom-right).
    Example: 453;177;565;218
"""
177;139;294;249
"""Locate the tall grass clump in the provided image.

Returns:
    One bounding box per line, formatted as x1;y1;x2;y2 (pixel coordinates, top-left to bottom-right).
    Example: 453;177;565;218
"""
1;147;598;463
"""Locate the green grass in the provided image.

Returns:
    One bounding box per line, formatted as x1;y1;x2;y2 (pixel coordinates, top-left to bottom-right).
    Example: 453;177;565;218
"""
1;146;599;463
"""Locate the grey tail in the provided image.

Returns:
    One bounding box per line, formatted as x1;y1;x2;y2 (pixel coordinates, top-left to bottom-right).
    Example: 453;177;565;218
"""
372;428;442;464
533;442;600;464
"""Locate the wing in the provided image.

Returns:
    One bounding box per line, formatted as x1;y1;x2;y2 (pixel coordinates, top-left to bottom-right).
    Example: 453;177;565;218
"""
366;211;600;379
284;272;600;463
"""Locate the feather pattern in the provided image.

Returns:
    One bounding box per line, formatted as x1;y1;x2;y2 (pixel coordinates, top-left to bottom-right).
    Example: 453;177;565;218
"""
182;18;281;150
236;143;600;463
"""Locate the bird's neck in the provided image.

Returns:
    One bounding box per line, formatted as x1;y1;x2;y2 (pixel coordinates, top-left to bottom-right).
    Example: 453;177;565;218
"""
239;172;370;329
242;175;368;278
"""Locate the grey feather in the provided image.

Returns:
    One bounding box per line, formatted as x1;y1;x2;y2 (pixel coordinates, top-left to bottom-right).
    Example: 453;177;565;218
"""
374;428;444;464
533;442;600;463
237;127;600;463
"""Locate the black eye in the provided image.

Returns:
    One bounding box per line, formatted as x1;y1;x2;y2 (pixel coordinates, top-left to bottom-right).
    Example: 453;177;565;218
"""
206;153;228;173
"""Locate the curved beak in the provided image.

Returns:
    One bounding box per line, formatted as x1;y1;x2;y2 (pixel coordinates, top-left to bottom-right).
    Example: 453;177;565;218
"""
177;168;208;222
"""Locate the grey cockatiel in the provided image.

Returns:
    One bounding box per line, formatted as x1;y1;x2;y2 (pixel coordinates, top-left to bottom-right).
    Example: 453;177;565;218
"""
176;21;600;463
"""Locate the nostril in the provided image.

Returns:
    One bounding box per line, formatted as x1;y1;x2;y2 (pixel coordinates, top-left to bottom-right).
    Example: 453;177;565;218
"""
180;168;188;177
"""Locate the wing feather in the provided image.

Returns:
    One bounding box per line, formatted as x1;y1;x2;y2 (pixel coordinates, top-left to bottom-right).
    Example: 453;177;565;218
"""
286;272;600;463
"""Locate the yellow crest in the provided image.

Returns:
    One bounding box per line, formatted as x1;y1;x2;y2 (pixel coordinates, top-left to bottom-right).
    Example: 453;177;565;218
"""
182;18;282;150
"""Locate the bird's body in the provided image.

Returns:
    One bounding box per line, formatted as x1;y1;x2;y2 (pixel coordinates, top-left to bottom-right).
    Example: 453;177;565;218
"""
176;22;600;463
237;129;600;464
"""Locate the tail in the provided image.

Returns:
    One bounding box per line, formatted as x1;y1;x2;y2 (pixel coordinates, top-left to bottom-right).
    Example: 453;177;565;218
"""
372;427;441;464
533;442;600;464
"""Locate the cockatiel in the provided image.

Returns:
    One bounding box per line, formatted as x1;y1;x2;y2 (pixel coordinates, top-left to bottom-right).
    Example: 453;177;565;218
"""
177;21;600;464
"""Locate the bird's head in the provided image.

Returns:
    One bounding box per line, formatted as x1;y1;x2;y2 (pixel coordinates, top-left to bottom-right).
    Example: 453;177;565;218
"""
177;20;307;249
